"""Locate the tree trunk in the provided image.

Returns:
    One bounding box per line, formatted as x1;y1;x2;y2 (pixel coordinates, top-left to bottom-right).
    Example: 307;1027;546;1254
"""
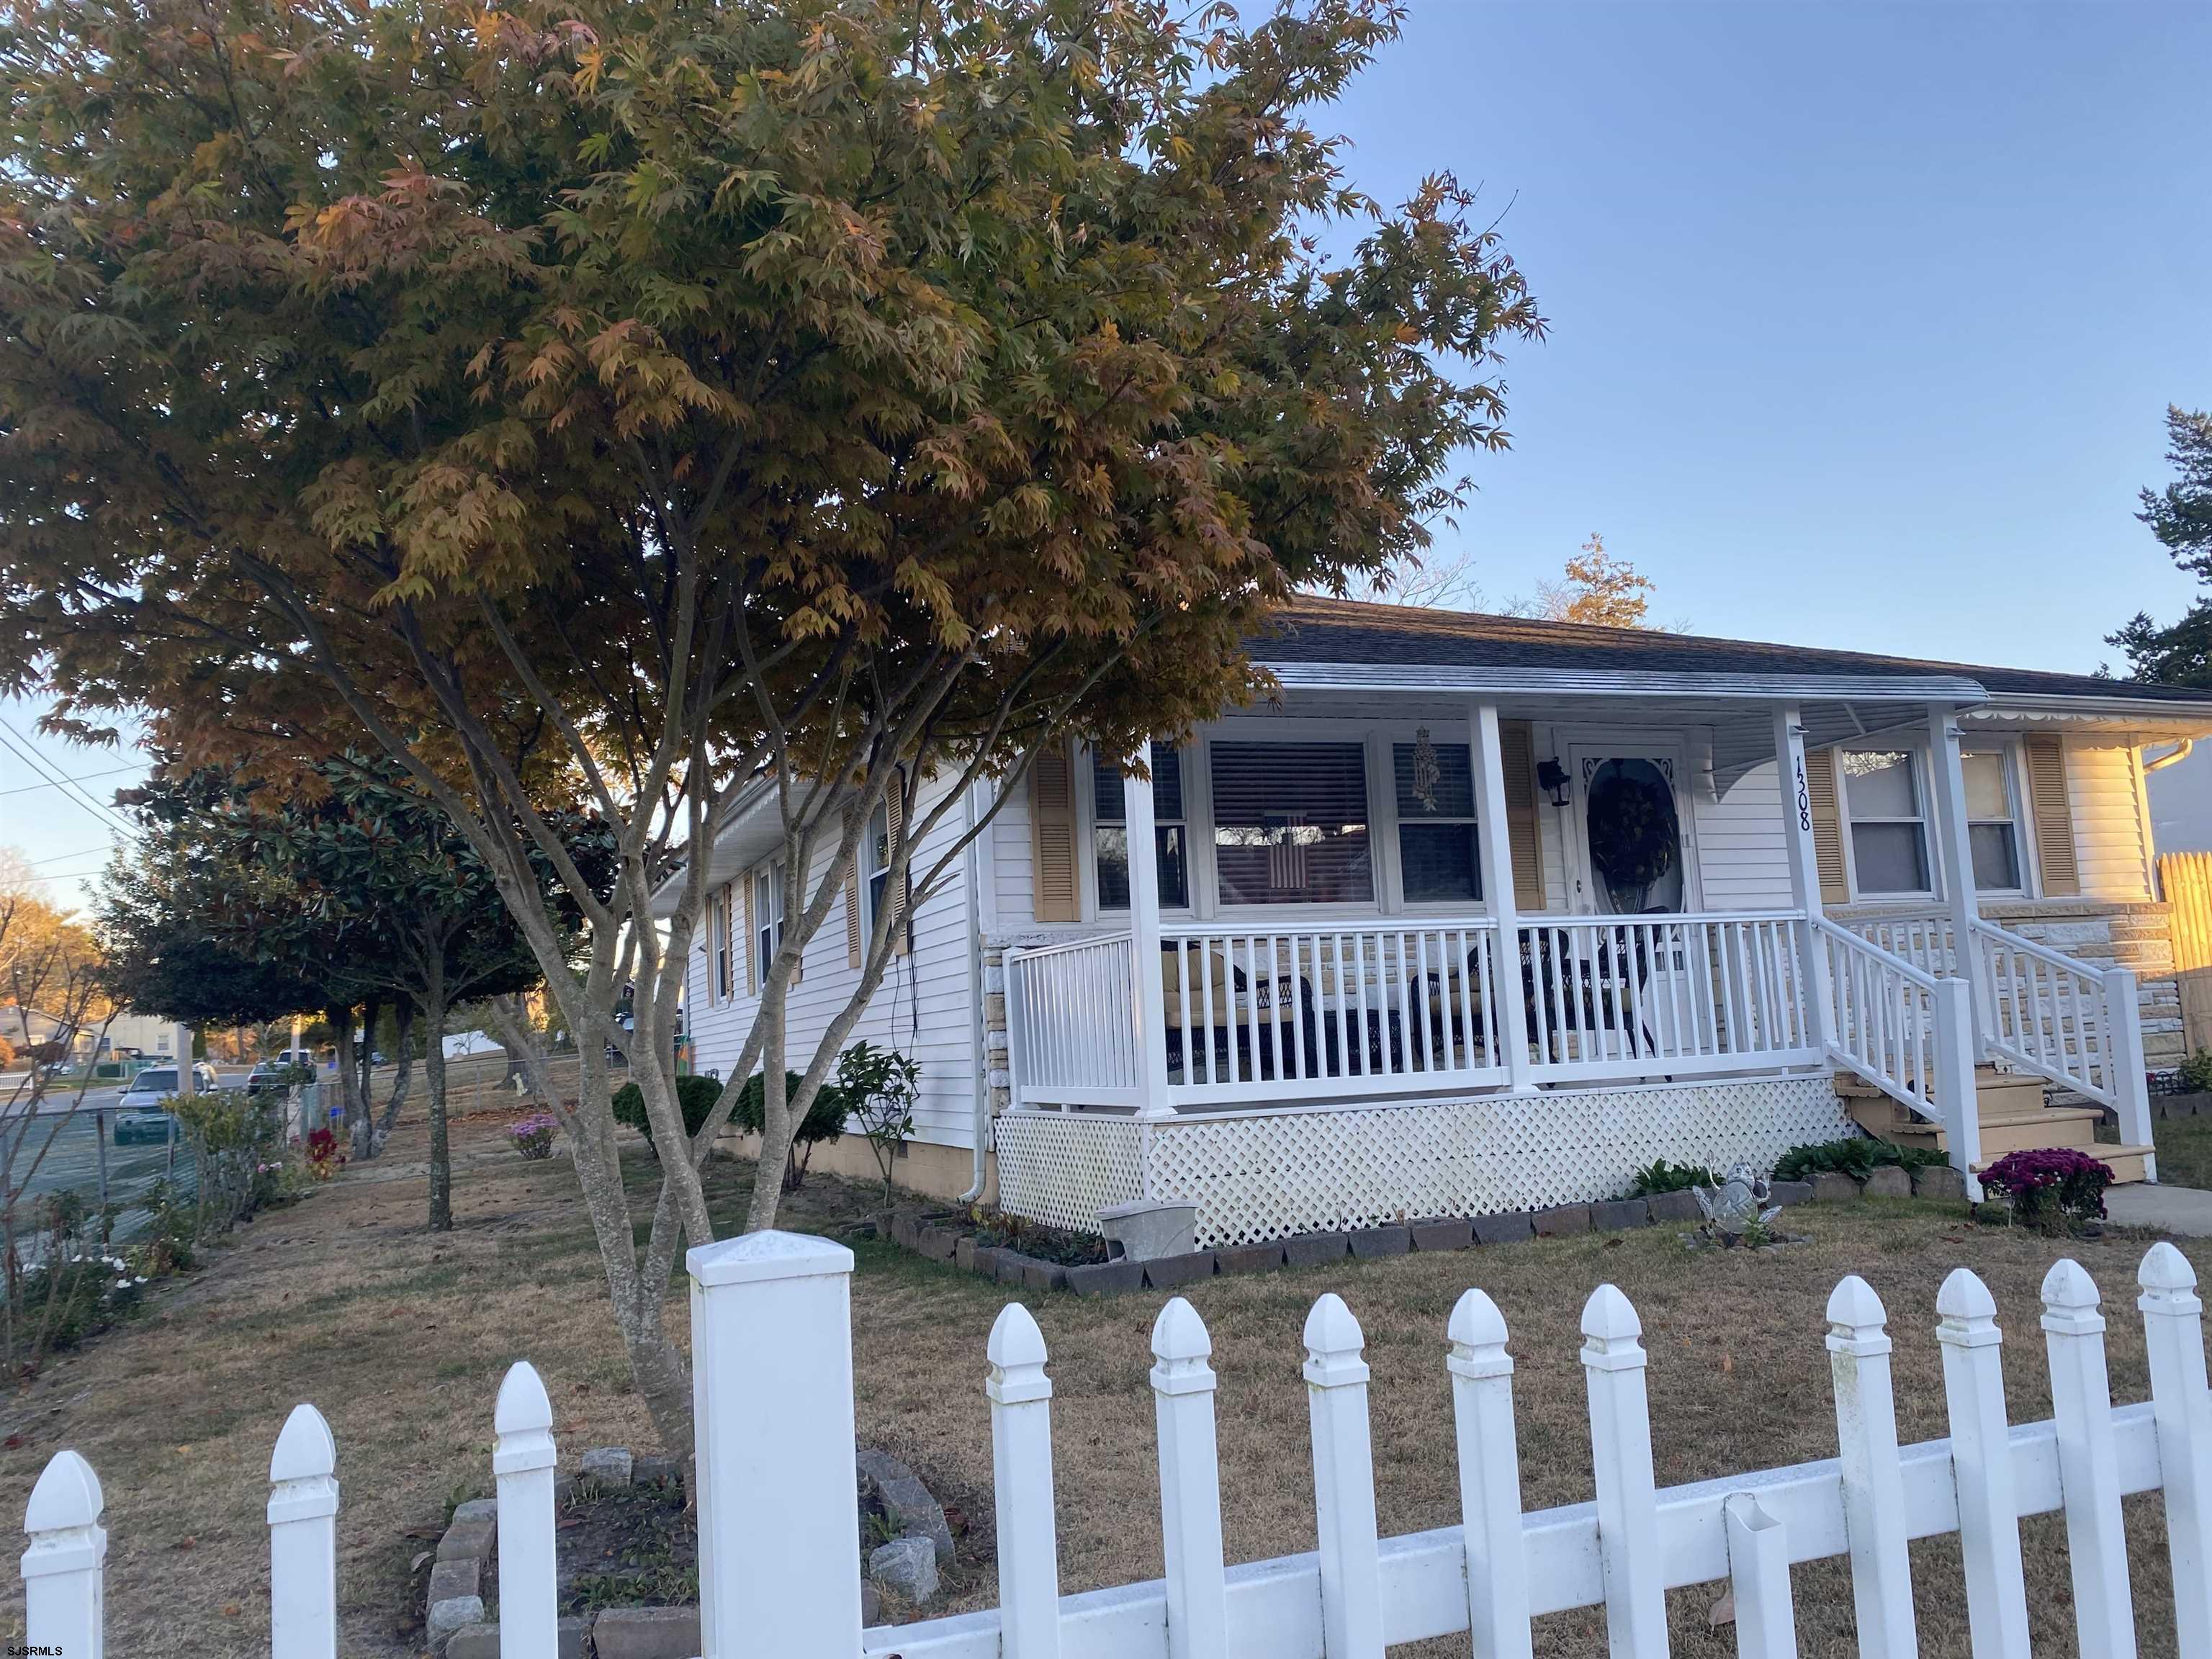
424;965;451;1232
330;1005;361;1151
378;1002;415;1138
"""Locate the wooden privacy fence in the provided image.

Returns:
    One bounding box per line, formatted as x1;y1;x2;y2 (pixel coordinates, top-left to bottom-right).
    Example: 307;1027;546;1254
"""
2163;850;2212;975
21;1233;2212;1659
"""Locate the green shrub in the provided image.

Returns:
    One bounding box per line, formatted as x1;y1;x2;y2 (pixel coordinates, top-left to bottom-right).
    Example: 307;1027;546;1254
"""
2178;1050;2212;1094
1627;1159;1719;1197
1772;1136;1949;1183
613;1070;846;1189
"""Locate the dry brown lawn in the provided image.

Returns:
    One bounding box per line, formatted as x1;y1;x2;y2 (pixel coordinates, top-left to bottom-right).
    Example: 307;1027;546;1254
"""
0;1101;2205;1658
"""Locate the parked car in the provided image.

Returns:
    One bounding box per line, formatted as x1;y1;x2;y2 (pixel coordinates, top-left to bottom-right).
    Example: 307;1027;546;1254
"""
245;1061;295;1096
112;1067;182;1144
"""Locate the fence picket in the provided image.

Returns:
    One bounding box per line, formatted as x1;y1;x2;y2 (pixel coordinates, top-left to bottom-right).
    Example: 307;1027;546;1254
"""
22;1449;105;1659
493;1362;559;1659
1933;1269;2028;1658
1580;1285;1667;1658
1825;1276;1917;1659
1447;1288;1532;1659
989;1304;1063;1659
267;1404;339;1659
1150;1298;1228;1659
1304;1293;1385;1659
2138;1243;2212;1657
1722;1493;1797;1659
2041;1259;2138;1658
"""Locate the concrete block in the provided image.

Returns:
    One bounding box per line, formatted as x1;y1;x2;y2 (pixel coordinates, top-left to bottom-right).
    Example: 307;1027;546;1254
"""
1862;1166;1912;1200
1020;1257;1069;1293
436;1516;495;1563
954;1235;978;1272
1408;1218;1474;1251
1217;1241;1288;1274
449;1497;497;1525
1810;1172;1861;1205
1645;1190;1702;1224
994;1251;1033;1285
1282;1231;1351;1267
1532;1204;1591;1237
1591;1199;1650;1232
1142;1251;1216;1290
966;1245;1005;1280
916;1225;960;1263
1472;1210;1536;1245
1767;1179;1815;1208
1065;1259;1145;1297
878;1474;954;1565
890;1209;922;1250
1346;1224;1411;1259
578;1446;634;1488
869;1534;940;1604
1912;1164;1966;1202
427;1596;484;1651
593;1605;703;1659
426;1557;479;1605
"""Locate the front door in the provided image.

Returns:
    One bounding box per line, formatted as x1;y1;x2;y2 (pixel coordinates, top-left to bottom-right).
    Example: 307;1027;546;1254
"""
1565;742;1693;915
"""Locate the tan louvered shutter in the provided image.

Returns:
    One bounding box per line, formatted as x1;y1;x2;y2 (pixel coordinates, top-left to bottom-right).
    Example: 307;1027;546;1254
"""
1805;748;1850;906
2025;734;2080;897
887;773;911;956
741;878;757;995
844;807;865;969
1498;719;1545;912
1029;746;1079;922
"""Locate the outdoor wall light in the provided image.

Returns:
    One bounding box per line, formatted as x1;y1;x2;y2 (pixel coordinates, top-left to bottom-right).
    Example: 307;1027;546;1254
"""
1535;757;1571;809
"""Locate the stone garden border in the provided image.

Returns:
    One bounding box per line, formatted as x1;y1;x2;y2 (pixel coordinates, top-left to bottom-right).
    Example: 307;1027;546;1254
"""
885;1164;1970;1297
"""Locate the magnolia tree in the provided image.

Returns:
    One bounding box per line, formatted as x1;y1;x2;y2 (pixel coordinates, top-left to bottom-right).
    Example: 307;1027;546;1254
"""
1;0;1540;1452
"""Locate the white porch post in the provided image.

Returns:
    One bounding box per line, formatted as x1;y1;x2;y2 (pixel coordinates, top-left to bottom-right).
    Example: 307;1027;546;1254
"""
1773;704;1833;1053
1123;745;1176;1121
1925;703;1986;1036
1472;703;1535;1094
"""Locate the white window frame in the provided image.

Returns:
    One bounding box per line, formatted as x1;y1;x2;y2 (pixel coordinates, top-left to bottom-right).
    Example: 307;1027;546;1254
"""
863;803;891;938
1087;744;1192;915
1389;734;1483;909
709;882;735;1003
1838;745;1936;902
1961;740;2033;898
1201;723;1390;917
753;860;788;986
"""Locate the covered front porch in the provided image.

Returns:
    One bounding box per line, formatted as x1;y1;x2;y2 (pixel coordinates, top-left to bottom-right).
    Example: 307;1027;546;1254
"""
995;676;2164;1239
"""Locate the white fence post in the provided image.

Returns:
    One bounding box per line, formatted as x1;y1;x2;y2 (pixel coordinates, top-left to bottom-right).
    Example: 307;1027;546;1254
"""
1933;1269;2029;1658
1723;1493;1797;1659
1580;1285;1667;1658
1304;1293;1385;1659
1825;1275;1917;1659
1933;978;1984;1201
2041;1259;2137;1658
990;1303;1064;1659
21;1449;104;1659
2104;966;2155;1174
1447;1288;1532;1659
2139;1242;2212;1658
687;1230;861;1659
267;1404;339;1659
1151;1298;1228;1659
493;1362;559;1659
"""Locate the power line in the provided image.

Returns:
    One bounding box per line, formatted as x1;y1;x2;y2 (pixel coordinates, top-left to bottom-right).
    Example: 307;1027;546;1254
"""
0;765;141;800
24;845;112;866
0;723;132;836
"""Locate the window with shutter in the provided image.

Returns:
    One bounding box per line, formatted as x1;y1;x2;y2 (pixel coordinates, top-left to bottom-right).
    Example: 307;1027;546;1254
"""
1028;747;1079;922
1498;719;1543;912
2024;734;2080;896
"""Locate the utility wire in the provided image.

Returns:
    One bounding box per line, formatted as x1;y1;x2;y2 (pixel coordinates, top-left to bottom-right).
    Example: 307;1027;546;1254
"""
0;723;132;836
0;765;141;800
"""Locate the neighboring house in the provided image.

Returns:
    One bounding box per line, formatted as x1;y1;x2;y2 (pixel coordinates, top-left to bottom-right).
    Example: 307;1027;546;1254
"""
2144;737;2212;853
672;598;2212;1247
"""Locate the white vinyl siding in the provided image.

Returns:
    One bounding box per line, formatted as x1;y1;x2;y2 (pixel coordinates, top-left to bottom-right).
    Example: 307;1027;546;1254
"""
2067;739;2157;902
685;771;979;1148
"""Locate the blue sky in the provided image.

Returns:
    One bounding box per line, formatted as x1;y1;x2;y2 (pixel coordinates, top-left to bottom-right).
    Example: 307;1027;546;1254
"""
4;1;2208;910
1336;1;2212;661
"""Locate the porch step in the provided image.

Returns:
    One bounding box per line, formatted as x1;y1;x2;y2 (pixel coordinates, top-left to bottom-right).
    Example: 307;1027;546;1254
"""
1835;1064;2150;1184
1971;1145;2157;1187
1832;1065;2048;1118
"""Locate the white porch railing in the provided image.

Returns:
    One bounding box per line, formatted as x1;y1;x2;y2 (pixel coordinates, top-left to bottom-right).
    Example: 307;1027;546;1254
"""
1004;933;1141;1110
1007;911;1827;1112
1843;909;2155;1160
1521;912;1818;1084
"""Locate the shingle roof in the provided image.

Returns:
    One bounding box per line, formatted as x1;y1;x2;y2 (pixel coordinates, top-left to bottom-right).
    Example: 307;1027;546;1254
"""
1255;596;2212;704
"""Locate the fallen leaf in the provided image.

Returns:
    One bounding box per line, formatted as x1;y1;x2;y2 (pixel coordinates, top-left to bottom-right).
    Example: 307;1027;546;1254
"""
174;1537;196;1551
1709;1588;1735;1627
1721;1353;1735;1375
221;1603;242;1617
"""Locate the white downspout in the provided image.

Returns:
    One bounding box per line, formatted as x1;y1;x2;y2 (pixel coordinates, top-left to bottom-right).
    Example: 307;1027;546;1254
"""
959;778;991;1205
2144;737;2195;774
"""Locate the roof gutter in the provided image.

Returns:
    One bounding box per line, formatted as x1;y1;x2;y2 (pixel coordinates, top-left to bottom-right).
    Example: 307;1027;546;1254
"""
1256;662;1992;703
2146;737;2196;773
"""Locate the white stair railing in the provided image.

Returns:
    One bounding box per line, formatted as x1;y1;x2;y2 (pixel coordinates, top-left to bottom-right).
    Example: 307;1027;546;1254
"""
1814;919;1982;1192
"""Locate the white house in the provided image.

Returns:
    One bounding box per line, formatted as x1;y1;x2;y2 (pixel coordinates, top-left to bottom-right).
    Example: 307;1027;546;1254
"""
678;598;2212;1246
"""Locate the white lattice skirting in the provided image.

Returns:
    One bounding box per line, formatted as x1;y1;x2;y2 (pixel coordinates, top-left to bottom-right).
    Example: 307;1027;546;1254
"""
996;1076;1853;1249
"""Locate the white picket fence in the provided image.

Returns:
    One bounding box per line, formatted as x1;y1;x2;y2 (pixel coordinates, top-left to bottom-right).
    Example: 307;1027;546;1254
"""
19;1233;2212;1658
